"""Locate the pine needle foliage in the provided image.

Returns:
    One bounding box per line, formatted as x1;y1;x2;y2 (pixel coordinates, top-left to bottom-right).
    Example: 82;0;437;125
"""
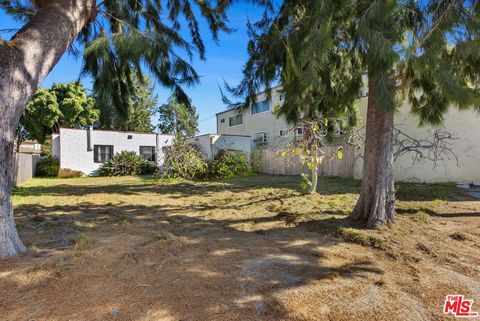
227;0;480;127
1;0;273;118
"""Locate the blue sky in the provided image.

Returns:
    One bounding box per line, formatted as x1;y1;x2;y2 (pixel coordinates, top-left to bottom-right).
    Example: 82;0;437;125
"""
0;3;267;135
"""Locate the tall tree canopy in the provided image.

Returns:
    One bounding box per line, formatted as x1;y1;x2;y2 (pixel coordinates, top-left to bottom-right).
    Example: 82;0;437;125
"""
22;82;99;143
229;0;480;228
0;0;271;258
97;75;156;132
158;94;199;138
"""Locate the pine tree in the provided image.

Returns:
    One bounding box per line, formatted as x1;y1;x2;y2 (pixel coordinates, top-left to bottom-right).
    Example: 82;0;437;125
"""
96;75;157;132
229;0;480;228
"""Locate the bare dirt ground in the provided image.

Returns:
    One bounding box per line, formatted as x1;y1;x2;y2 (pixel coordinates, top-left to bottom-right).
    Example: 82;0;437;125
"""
1;175;479;321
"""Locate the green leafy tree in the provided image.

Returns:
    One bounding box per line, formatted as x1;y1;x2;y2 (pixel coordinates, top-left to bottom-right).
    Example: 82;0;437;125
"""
97;75;156;132
0;0;271;257
51;82;98;127
229;0;480;228
22;88;60;144
158;94;199;138
22;82;99;144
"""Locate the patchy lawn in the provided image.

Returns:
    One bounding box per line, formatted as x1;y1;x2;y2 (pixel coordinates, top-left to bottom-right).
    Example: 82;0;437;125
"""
1;175;479;321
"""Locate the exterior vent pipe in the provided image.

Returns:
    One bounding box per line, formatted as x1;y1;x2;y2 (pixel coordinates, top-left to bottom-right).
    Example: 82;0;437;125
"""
86;125;93;151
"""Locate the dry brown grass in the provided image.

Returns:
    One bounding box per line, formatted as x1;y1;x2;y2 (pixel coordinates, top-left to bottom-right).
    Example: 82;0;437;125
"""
1;175;479;321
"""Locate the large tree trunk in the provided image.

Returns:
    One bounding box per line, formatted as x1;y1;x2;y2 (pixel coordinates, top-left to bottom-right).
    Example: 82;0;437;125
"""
350;74;396;228
0;130;25;257
0;0;95;258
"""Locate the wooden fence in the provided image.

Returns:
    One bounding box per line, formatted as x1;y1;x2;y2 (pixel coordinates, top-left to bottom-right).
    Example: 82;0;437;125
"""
13;152;41;186
253;146;354;178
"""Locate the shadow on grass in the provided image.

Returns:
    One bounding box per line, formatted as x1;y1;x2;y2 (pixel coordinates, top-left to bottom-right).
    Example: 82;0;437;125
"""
4;175;474;319
6;198;385;321
397;207;480;218
13;174;460;202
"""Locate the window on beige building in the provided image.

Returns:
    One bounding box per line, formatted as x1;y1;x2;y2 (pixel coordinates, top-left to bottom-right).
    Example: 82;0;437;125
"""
295;127;304;136
251;100;269;114
229;114;243;126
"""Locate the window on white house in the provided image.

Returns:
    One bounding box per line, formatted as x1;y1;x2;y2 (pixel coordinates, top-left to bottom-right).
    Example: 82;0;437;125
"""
94;145;114;163
278;94;284;102
220;118;225;124
251;100;270;114
140;146;156;161
229;114;243;126
279;129;289;137
254;132;268;143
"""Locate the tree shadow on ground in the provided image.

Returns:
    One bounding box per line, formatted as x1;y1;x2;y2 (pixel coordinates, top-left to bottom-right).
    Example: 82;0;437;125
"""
4;197;384;321
3;174;470;320
397;207;480;218
13;174;461;202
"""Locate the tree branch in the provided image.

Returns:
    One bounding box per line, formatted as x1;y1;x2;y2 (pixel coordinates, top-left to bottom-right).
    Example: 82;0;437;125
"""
393;128;459;168
354;126;459;169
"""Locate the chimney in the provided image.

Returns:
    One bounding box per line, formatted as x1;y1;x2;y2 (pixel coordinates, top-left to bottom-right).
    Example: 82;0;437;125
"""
87;125;93;151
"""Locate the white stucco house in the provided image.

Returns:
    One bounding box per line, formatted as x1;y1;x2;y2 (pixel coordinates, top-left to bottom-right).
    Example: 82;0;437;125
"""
52;127;173;175
52;128;252;176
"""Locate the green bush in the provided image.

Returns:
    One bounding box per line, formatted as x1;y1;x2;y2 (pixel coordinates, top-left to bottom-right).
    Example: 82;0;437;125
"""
36;156;60;177
210;150;250;179
140;160;159;175
58;168;84;178
163;141;251;180
97;151;158;176
162;140;209;179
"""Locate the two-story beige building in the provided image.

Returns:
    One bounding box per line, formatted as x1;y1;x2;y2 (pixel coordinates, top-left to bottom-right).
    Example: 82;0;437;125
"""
216;86;480;183
216;87;303;148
